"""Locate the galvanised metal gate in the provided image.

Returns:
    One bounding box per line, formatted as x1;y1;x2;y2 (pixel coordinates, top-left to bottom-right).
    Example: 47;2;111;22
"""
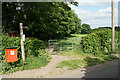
48;39;81;54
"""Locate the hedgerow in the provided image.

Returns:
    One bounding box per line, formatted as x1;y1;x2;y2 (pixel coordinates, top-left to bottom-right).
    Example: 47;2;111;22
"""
81;29;118;54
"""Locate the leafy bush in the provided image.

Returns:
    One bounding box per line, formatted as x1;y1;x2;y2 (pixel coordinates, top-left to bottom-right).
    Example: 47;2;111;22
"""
81;29;113;54
1;35;50;74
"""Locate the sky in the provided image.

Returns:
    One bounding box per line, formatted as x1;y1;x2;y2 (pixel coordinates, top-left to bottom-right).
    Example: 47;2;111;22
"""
68;0;120;29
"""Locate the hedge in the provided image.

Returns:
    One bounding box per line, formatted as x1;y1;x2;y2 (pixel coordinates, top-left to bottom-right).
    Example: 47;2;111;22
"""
2;35;44;57
81;29;118;54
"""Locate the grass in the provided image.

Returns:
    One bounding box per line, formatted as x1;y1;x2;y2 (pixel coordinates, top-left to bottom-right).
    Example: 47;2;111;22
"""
67;34;86;40
56;49;119;70
24;55;50;70
0;63;2;74
24;56;49;70
59;49;93;59
40;75;44;77
56;54;119;70
1;55;50;74
61;34;86;44
56;59;86;70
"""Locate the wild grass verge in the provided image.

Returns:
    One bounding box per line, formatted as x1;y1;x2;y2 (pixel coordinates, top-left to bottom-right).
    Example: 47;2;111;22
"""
56;49;119;70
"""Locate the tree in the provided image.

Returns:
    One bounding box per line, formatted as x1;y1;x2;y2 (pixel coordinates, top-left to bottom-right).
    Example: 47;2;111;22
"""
81;24;91;34
2;2;81;40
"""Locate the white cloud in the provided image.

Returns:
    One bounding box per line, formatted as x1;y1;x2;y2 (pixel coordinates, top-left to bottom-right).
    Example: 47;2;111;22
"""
73;0;119;7
78;2;110;7
69;4;118;29
75;0;120;3
69;5;94;19
98;7;111;13
98;7;118;13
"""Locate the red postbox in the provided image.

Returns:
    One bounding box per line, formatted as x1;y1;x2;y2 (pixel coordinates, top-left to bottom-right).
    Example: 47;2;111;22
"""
6;47;18;63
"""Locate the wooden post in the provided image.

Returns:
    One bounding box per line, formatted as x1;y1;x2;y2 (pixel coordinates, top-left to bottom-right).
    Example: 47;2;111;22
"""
20;23;25;62
112;0;115;52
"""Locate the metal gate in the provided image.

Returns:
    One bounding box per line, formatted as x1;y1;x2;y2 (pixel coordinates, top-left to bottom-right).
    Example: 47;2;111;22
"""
48;39;81;54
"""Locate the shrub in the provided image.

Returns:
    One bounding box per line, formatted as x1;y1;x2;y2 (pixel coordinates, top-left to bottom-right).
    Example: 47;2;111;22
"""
81;29;112;54
1;35;50;74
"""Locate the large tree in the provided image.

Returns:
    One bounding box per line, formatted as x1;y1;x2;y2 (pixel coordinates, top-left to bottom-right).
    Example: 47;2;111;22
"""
81;23;91;34
2;2;81;40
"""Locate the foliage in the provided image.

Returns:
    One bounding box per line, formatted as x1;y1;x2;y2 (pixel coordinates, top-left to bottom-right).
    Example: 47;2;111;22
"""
56;31;119;70
92;26;119;32
92;27;112;32
38;49;51;62
115;26;120;31
81;28;119;54
81;29;113;54
24;54;50;70
2;34;44;57
2;2;81;40
118;31;120;52
1;35;50;74
81;24;91;34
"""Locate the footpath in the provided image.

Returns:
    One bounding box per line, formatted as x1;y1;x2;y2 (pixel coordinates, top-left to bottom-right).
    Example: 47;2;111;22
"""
1;54;119;78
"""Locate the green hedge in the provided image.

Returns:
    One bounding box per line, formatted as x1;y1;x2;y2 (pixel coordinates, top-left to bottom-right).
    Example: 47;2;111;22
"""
82;29;118;54
2;35;44;58
1;35;49;74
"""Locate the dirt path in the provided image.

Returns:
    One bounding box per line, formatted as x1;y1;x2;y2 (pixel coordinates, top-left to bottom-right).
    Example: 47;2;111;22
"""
2;55;81;78
2;54;119;78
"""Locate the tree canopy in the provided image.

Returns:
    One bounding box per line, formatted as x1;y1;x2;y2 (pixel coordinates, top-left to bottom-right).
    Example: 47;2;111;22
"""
81;23;91;34
2;2;81;40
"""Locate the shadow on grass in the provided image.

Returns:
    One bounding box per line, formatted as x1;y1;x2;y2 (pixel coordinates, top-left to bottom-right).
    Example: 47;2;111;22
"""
67;35;77;38
82;55;119;79
84;57;105;66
